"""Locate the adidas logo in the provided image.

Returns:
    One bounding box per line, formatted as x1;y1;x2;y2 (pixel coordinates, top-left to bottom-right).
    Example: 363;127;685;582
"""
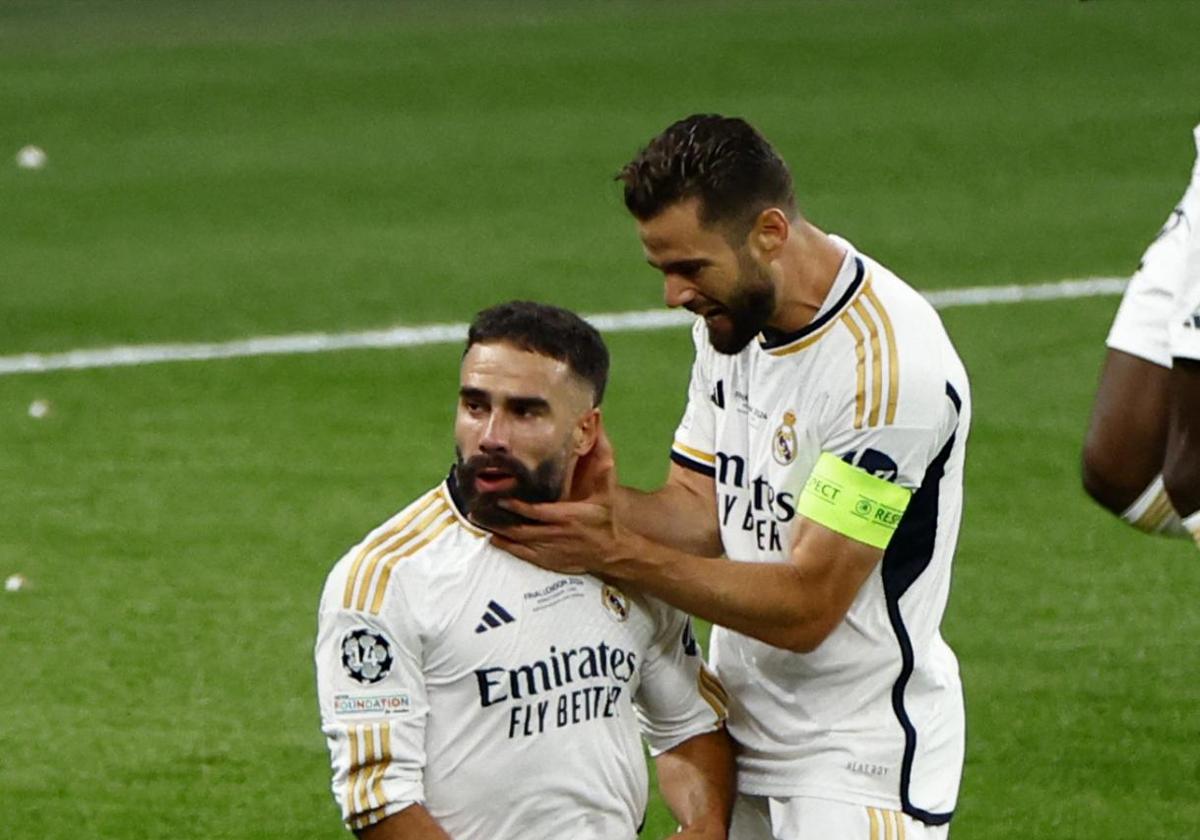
475;600;516;633
710;379;725;409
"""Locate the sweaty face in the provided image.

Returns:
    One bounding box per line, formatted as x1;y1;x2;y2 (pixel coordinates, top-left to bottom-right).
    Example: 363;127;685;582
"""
453;342;591;529
637;198;778;355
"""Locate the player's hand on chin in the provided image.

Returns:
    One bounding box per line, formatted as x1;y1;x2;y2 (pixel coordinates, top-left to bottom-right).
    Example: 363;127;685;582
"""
489;420;624;575
488;496;619;575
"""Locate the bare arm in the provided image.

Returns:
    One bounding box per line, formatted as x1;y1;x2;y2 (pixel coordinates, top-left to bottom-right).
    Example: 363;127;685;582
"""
600;518;882;653
1163;357;1200;517
615;462;723;557
493;423;883;652
357;804;452;840
654;730;736;839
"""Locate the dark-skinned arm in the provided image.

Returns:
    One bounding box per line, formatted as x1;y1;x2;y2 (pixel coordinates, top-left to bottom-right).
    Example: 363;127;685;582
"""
1163;357;1200;529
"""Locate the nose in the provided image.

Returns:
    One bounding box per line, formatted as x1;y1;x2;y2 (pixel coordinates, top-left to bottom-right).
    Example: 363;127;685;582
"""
663;274;697;309
478;411;509;454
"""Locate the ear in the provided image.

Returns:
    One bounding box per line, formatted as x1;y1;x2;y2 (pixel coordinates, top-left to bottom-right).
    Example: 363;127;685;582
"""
747;207;790;260
571;408;601;457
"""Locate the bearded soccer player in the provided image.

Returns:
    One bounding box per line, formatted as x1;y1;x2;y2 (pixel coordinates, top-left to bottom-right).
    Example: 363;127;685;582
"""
491;116;970;839
1082;122;1200;549
314;302;734;840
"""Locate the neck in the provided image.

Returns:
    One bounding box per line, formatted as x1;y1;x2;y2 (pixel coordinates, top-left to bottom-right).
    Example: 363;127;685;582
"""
767;221;846;334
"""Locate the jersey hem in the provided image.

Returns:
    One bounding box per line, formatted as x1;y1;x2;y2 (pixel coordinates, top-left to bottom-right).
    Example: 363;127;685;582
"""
734;781;955;826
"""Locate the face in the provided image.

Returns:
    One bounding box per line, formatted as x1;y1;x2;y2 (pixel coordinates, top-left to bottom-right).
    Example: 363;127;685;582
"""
636;198;777;354
454;341;596;528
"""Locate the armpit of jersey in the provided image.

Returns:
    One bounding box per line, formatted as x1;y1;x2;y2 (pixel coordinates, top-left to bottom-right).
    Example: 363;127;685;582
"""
796;452;913;549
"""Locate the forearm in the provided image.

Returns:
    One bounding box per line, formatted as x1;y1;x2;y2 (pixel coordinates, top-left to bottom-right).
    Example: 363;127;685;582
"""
1162;358;1200;517
357;803;452;840
605;531;840;652
654;730;736;838
614;484;723;557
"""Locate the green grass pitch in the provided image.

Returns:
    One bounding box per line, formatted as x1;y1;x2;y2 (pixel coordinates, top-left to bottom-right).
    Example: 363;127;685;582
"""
2;2;1199;838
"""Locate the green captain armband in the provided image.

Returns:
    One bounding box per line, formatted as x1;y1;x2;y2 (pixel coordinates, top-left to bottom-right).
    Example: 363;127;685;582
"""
796;452;912;549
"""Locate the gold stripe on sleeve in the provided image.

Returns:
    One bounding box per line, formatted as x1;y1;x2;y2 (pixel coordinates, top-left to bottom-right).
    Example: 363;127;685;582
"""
863;286;900;425
371;723;392;810
896;810;906;840
355;501;450;611
346;725;363;819
370;513;457;614
840;312;868;429
343;491;441;608
883;807;895;840
358;724;378;816
698;665;729;707
673;441;716;465
867;807;880;840
696;667;728;719
696;681;727;719
852;299;884;427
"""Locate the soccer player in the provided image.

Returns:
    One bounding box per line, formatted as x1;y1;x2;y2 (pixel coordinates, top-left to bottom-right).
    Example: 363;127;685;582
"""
314;301;734;840
1082;122;1200;548
491;116;970;839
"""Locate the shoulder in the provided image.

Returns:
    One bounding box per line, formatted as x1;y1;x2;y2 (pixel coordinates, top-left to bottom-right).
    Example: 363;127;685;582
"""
321;483;487;618
841;259;966;417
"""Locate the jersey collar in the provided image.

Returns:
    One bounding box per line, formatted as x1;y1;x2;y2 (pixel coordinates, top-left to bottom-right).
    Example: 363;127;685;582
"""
758;247;864;353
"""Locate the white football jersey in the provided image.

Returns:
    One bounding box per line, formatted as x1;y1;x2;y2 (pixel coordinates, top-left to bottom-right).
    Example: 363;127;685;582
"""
670;238;969;825
315;477;726;839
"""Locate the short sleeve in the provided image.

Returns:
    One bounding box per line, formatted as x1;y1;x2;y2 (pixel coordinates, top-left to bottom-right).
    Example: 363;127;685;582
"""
633;599;727;756
815;343;959;493
314;562;431;831
670;320;719;477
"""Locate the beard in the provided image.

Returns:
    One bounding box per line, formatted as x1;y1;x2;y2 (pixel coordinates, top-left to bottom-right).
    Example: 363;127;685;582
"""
703;251;776;354
454;448;567;529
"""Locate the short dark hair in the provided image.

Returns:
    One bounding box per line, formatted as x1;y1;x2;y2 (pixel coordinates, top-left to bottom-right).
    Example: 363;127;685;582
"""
616;113;795;236
466;301;609;406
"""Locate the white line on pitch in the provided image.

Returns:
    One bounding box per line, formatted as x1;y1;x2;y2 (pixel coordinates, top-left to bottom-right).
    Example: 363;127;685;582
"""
0;276;1126;376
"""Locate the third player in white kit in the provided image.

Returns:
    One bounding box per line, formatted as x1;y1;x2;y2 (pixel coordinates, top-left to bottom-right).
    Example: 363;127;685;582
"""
1084;122;1200;547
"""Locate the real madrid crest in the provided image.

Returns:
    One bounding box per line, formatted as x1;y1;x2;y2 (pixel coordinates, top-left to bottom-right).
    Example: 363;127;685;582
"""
772;410;798;465
601;584;630;622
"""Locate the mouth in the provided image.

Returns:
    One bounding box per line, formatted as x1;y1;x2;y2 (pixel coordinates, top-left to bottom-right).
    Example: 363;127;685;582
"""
474;468;517;494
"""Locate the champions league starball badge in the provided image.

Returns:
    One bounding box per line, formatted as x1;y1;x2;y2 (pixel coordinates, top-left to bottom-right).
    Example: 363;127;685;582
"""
341;628;394;685
772;410;798;465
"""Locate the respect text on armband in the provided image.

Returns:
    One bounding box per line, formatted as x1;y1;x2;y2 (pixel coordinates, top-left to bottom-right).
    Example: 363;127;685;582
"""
474;641;637;739
715;452;795;552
